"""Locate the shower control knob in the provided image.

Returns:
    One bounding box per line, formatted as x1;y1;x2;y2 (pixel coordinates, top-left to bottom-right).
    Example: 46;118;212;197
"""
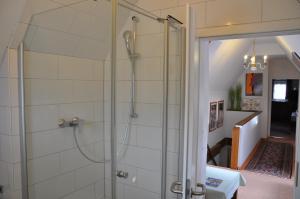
116;170;129;179
70;117;80;126
58;119;66;128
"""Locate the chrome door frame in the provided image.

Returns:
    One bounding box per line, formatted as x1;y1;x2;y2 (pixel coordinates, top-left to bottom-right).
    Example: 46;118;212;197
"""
18;42;29;199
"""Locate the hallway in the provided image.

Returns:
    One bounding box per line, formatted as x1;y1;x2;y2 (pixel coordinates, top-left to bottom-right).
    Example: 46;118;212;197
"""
238;170;294;199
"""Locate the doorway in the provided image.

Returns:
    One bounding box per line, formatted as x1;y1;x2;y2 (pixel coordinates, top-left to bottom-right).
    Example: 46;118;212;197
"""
270;79;299;139
198;32;300;199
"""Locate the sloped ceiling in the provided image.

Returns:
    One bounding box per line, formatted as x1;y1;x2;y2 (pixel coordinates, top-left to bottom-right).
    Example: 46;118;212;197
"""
0;0;139;62
209;36;292;91
209;39;251;91
0;0;27;64
276;35;300;57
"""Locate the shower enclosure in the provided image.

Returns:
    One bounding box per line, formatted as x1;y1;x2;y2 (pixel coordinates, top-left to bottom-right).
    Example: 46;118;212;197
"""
18;0;185;199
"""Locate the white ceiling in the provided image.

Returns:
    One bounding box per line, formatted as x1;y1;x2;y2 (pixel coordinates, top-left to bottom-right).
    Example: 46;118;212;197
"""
209;35;300;91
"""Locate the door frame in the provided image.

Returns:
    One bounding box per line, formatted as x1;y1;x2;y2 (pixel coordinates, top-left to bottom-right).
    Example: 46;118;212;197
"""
195;30;300;198
268;78;300;138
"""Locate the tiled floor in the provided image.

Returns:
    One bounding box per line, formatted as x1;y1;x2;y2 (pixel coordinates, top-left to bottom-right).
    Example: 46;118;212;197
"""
238;170;294;199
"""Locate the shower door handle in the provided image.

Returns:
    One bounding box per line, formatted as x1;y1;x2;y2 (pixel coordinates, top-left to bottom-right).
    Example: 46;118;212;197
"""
170;181;183;194
191;183;206;197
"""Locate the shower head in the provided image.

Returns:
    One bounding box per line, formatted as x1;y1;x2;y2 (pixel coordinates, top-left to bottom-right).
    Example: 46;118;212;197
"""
123;30;133;55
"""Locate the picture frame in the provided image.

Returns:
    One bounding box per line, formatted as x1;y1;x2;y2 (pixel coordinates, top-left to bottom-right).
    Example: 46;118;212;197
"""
217;100;224;128
209;102;218;132
245;73;263;96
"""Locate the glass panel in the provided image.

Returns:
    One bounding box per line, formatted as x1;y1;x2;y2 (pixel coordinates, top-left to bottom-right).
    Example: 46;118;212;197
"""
166;23;184;199
115;2;164;199
23;1;112;198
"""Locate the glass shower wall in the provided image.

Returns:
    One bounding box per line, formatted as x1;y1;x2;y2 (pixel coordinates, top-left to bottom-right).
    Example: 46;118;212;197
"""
22;0;113;198
166;21;185;199
114;4;165;199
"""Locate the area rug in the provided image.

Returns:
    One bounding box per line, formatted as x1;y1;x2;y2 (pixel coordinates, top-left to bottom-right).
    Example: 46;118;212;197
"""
246;140;293;178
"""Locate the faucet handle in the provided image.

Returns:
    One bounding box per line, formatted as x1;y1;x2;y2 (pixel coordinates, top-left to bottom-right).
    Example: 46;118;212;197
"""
58;119;66;128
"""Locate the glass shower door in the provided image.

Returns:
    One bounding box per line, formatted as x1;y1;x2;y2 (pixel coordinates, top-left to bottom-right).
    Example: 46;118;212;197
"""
114;3;165;199
114;2;185;198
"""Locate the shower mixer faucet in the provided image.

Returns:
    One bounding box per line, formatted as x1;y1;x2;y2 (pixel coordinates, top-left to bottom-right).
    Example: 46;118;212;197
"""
58;117;80;128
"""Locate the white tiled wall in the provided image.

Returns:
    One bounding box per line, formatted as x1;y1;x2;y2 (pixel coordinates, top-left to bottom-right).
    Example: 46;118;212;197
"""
24;51;106;199
137;0;300;37
0;49;22;199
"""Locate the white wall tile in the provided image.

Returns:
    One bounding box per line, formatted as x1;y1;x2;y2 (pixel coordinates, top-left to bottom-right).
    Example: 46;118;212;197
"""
123;146;161;171
27;128;74;159
95;179;105;199
117;59;131;81
168;105;180;129
135;58;163;81
75;163;104;189
11;107;20;135
206;0;261;27
136;126;162;150
9;78;19;107
123;184;160;199
136;34;164;58
136;81;163;104
136;13;163;35
262;0;300;21
24;51;59;79
25;79;73;105
62;185;95;199
31;172;75;199
0;161;9;186
28;153;60;184
137;0;178;11
167;152;178;175
25;105;59;132
0;78;10;106
72;80;99;102
60;148;91;173
58;55;97;80
0;106;10;134
137;168;161;193
59;102;95;122
30;27;80;57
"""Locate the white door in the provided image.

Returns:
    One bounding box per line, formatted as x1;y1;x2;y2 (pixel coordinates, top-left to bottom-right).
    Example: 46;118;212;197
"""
294;81;300;198
170;5;208;199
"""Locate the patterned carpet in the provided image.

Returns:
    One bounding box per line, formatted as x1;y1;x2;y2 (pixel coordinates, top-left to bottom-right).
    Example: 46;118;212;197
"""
246;140;294;178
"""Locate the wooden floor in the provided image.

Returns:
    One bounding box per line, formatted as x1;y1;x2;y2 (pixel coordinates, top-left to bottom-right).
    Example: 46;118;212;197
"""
238;170;294;199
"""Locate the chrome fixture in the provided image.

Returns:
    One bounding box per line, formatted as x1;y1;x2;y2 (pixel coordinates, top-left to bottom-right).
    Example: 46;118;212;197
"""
58;117;80;128
170;180;206;197
58;117;106;164
243;39;268;71
116;170;129;179
123;16;139;119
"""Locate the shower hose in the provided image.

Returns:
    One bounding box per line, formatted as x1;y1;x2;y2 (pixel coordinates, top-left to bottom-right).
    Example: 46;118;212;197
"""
73;114;133;164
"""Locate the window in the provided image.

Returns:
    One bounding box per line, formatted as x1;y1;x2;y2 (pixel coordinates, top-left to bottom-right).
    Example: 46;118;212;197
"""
273;80;287;102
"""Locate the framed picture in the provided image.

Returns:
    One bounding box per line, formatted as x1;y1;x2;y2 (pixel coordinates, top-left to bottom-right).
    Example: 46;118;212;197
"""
209;102;218;132
217;100;224;128
245;73;263;96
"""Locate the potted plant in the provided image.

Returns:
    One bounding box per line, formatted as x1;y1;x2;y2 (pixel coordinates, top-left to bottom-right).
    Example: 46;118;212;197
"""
235;84;242;111
228;86;235;110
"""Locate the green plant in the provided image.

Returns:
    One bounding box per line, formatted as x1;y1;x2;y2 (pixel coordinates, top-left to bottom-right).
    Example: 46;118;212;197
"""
235;84;242;111
228;86;235;110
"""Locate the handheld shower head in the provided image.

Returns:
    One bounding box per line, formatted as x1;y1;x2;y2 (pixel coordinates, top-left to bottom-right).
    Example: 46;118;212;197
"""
123;30;133;55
